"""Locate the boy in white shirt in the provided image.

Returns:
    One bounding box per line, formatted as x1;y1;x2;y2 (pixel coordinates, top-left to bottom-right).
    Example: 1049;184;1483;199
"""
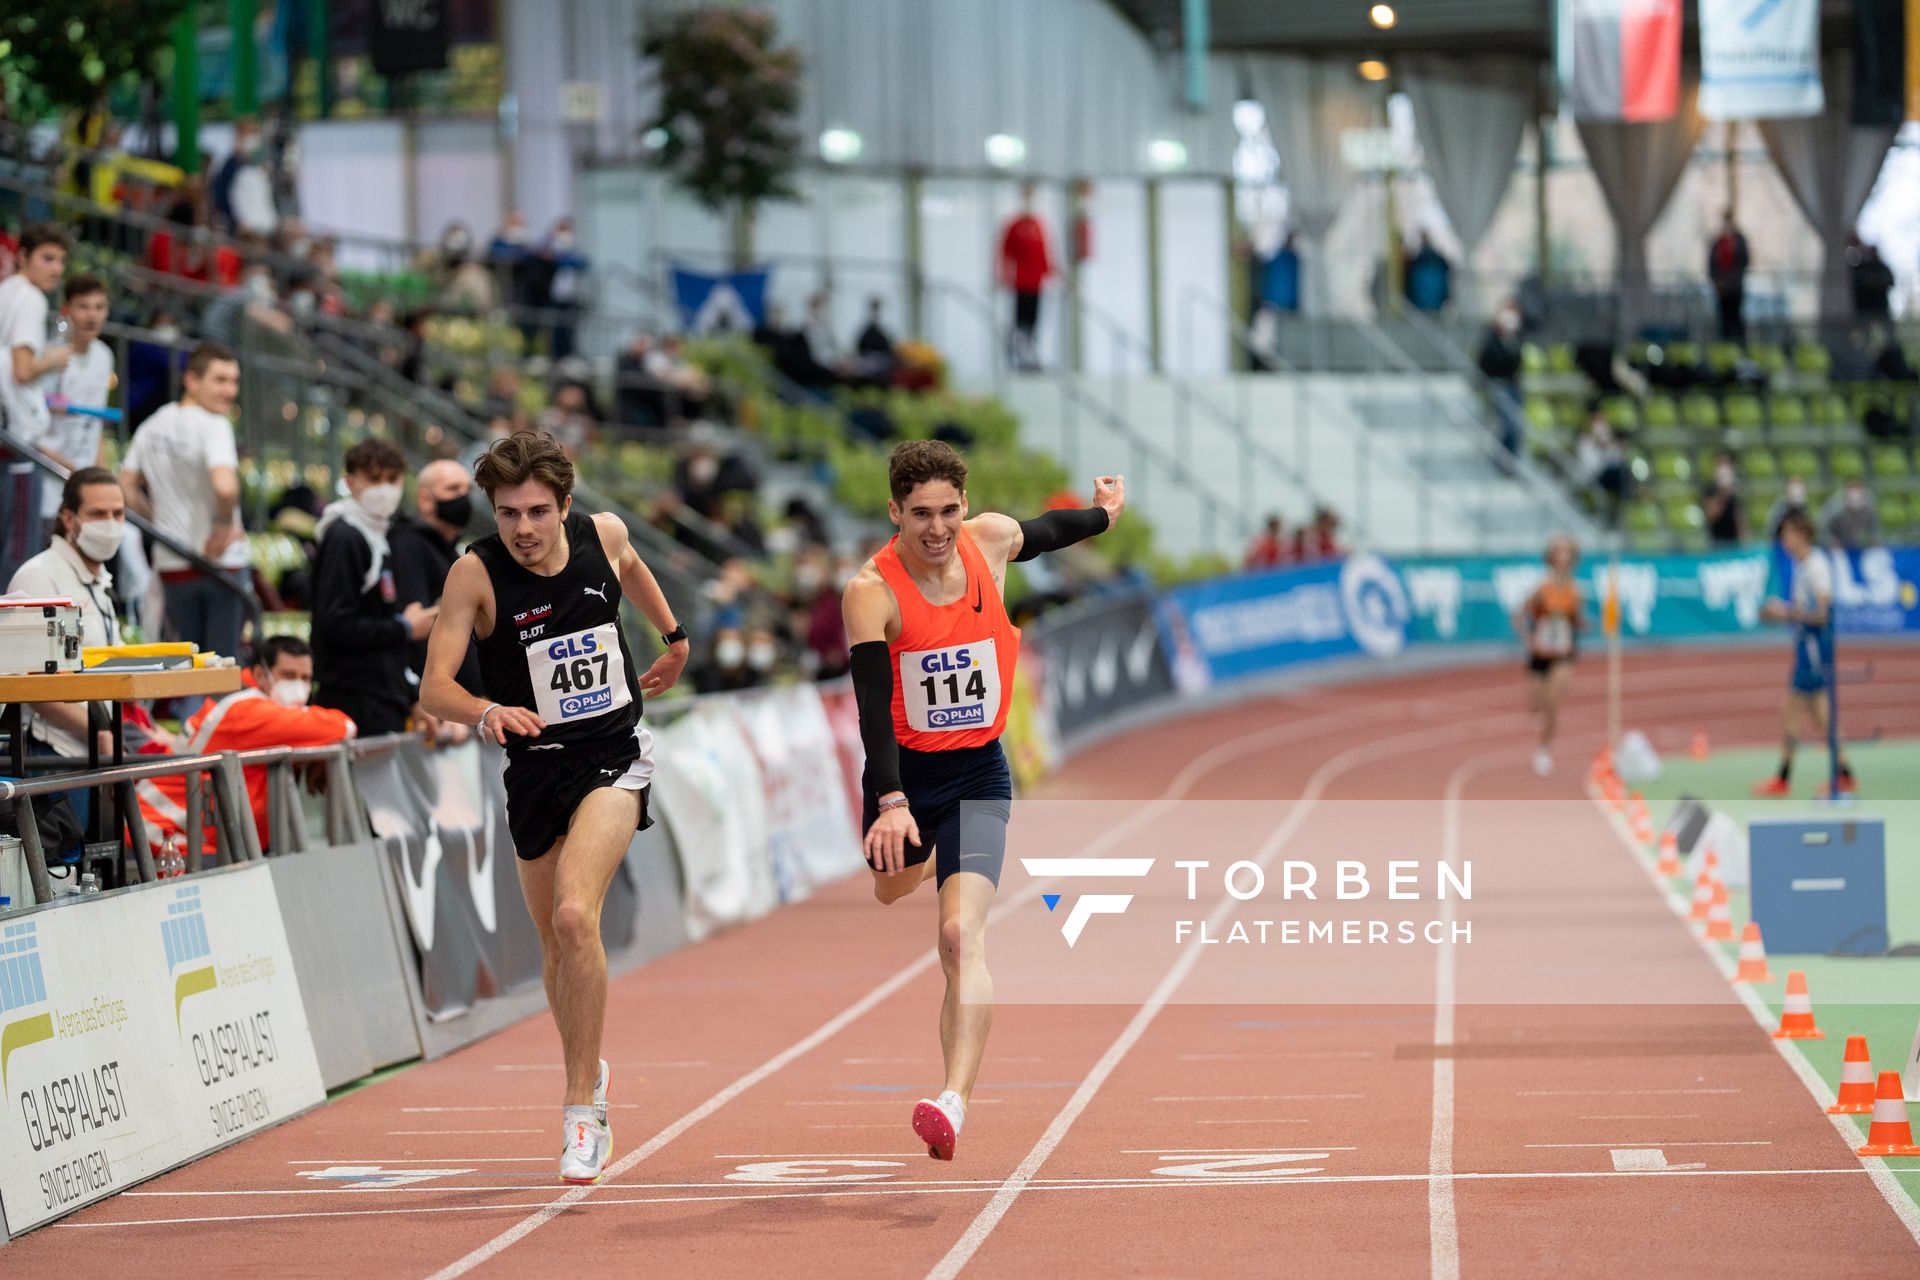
1;223;70;575
40;273;115;520
119;341;252;661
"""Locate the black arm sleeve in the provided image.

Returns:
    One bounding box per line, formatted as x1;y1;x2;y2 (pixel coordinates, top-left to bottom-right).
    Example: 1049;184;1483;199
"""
1013;507;1110;562
850;640;902;798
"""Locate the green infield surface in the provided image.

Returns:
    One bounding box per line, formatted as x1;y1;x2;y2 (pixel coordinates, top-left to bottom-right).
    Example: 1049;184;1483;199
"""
1609;737;1920;1212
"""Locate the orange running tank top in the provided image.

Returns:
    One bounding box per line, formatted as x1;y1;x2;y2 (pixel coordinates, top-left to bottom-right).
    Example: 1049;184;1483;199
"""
874;525;1021;750
1529;580;1581;658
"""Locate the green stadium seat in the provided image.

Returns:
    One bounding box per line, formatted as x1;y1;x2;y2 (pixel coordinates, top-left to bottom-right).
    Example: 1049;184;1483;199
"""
1601;395;1640;431
1643;394;1679;429
1739;448;1779;480
1807;392;1849;428
1829;446;1866;480
1651;449;1693;484
1744;492;1776;533
1793;343;1832;376
1779;446;1822;479
1749;343;1788;376
1724;393;1764;431
1768;394;1807;429
1707;343;1743;375
1555;396;1587;430
1871;445;1911;479
1624;500;1666;550
1880;491;1912;533
1682;392;1722;430
1524;396;1558;432
1521;343;1548;374
1668;342;1700;369
1547;343;1577;374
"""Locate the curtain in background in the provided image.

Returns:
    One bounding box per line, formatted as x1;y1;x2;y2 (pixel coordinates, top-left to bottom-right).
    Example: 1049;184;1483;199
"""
1759;55;1899;322
1400;55;1537;254
1575;81;1704;337
1247;55;1378;314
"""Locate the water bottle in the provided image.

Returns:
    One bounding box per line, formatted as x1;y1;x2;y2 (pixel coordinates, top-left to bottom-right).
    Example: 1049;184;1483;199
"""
78;873;101;896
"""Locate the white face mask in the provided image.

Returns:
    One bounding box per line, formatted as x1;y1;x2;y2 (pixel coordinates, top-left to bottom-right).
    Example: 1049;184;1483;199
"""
747;642;778;671
268;677;311;708
714;639;745;668
357;482;403;519
1716;465;1735;487
245;274;276;302
74;517;124;563
1846;488;1867;510
152;324;180;342
1786;482;1807;504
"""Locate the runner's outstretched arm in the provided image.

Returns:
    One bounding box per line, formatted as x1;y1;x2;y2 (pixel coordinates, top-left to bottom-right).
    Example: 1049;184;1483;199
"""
1003;474;1125;562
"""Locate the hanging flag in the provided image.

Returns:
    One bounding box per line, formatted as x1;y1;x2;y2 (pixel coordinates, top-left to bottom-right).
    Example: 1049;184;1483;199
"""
1854;0;1908;127
1700;0;1824;121
1559;0;1682;122
1910;0;1920;120
669;265;771;334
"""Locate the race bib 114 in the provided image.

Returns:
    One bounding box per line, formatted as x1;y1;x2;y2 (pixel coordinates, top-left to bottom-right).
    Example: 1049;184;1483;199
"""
528;624;632;724
899;638;1000;733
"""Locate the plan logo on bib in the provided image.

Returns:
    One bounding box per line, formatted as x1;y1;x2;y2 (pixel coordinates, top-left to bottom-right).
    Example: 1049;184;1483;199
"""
162;884;218;1033
1339;554;1410;658
0;919;52;1090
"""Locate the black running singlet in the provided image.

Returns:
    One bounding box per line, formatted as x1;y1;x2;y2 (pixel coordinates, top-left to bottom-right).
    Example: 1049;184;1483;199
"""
471;509;643;757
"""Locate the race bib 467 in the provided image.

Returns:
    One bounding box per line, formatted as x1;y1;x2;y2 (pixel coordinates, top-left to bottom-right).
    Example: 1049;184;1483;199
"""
528;624;632;724
900;639;1000;733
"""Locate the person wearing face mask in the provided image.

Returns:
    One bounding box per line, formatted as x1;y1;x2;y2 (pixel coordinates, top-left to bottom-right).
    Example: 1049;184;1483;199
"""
694;626;760;694
1766;475;1811;544
136;635;356;851
1698;450;1746;547
7;468;128;759
308;438;438;736
539;218;590;360
1477;302;1525;461
390;458;485;719
1821;478;1880;552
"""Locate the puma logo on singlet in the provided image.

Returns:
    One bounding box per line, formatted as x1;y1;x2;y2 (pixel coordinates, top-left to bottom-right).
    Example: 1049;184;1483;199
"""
599;766;622;777
583;583;609;602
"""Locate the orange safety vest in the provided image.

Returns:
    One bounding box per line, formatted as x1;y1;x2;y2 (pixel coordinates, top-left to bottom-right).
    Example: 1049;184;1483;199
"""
875;526;1020;751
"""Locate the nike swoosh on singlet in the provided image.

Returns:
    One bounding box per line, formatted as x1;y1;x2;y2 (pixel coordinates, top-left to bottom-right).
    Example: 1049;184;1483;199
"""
971;583;983;612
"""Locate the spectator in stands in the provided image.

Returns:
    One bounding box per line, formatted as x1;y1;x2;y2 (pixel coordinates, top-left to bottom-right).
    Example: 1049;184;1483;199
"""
856;296;896;359
420;220;496;312
694;625;759;693
803;292;841;364
1;223;70;463
120;342;252;660
202;262;292;347
1707;210;1749;343
390;459;483;724
998;183;1053;372
1766;476;1811;543
1699;450;1746;546
1821;478;1880;551
137;635;357;850
6;468;127;760
488;209;540;329
126;309;187;428
1575;409;1630;524
791;548;849;679
1872;333;1916;386
1403;233;1451;313
540;217;588;359
37;274;114;522
1296;506;1343;562
646;335;713;423
539;381;596;461
1849;236;1895;322
1261;233;1301;315
1476;303;1524;460
211;117;276;237
1244;514;1293;571
309;438;437;736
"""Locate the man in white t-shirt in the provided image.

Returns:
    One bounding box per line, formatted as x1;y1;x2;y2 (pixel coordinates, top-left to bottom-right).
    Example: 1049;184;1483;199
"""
39;273;115;519
1;223;71;580
119;341;252;661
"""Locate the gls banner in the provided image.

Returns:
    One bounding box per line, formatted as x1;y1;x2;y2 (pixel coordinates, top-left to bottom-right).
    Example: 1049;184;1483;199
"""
0;866;323;1234
1700;0;1824;120
1155;554;1410;691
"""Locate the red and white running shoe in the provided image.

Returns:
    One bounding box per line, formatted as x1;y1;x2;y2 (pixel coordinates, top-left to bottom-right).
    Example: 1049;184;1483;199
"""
912;1091;964;1161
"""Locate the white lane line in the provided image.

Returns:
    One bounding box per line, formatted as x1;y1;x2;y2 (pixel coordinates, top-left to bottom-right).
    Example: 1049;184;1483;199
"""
925;714;1516;1280
422;694;1435;1279
289;1158;547;1164
1155;1095;1363;1103
1518;1089;1739;1097
1125;1147;1361;1153
386;1130;543;1136
399;1104;645;1114
785;1099;1003;1107
1429;747;1491;1280
1587;784;1920;1250
73;1167;1908;1230
809;1124;908;1130
1192;1119;1311;1125
1176;1052;1376;1061
1526;1141;1772;1149
1576;1115;1700;1121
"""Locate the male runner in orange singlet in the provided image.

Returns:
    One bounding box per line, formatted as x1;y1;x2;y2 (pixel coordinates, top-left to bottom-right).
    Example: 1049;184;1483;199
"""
843;440;1123;1160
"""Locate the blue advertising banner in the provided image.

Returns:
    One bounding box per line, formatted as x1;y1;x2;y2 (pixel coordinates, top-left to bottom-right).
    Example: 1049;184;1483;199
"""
1154;547;1919;692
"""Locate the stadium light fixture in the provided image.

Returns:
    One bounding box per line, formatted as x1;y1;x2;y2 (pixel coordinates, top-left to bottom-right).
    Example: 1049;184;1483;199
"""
819;127;863;164
1357;59;1390;82
1148;138;1190;172
1370;5;1397;30
985;133;1028;169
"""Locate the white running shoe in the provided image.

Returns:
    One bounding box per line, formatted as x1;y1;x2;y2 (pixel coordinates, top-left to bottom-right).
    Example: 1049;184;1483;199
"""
559;1107;611;1185
1532;748;1553;777
912;1090;965;1161
594;1058;610;1125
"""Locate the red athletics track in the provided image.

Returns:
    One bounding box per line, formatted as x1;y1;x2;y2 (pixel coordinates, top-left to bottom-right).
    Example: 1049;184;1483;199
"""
7;647;1920;1278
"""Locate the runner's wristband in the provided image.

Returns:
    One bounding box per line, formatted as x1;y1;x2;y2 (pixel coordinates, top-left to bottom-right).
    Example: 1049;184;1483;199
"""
477;703;502;733
850;641;902;797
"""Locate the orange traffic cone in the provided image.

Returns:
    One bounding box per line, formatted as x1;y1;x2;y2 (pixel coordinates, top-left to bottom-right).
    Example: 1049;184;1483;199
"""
1702;881;1734;941
1656;832;1682;876
1689;872;1715;922
1856;1072;1920;1156
1773;970;1825;1040
1690;729;1710;760
1829;1037;1877;1114
1732;922;1774;983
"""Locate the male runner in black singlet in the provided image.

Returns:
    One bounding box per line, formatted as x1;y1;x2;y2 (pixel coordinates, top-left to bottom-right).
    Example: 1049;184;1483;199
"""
421;430;689;1184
